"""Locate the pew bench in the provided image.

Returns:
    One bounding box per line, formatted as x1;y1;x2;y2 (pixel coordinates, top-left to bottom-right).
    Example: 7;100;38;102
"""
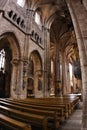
10;98;69;118
0;113;31;130
0;105;48;130
27;96;79;113
0;100;60;129
0;98;65;122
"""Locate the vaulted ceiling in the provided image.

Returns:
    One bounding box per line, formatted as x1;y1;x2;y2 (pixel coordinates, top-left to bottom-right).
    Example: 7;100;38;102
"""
26;0;79;63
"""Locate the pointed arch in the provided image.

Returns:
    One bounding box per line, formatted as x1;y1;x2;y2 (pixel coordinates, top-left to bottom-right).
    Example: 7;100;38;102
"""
0;32;21;60
27;50;43;98
0;32;21;98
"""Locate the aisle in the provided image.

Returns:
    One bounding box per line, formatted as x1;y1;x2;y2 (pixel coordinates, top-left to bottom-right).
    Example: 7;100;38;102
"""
57;102;82;130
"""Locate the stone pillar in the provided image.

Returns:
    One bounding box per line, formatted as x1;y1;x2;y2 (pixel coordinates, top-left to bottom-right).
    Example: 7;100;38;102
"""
10;58;29;99
50;58;55;96
65;60;71;94
21;59;28;99
77;79;82;92
61;51;67;95
23;9;35;57
54;41;61;95
66;0;87;129
55;42;60;81
10;58;21;99
72;64;75;92
43;26;51;97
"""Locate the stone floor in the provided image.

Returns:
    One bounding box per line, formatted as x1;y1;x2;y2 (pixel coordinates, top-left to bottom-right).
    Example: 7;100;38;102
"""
57;102;82;130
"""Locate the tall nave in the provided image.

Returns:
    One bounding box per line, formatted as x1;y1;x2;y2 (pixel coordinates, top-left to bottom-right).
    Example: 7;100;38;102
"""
0;0;87;130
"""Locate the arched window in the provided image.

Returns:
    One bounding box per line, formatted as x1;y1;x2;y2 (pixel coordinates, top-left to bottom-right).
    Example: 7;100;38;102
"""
0;49;5;71
17;0;25;7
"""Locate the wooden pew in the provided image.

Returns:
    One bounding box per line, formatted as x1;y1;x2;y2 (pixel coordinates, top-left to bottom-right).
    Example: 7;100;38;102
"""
1;95;79;119
7;98;68;118
0;105;48;130
0;96;79;129
29;96;78;113
0;98;65;122
8;98;69;117
63;94;80;109
23;96;79;113
0;100;60;129
0;113;31;130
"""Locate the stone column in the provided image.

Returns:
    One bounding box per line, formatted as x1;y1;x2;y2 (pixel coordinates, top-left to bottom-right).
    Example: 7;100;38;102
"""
43;26;51;97
54;41;61;96
10;58;21;99
23;9;35;57
65;60;71;94
77;79;82;92
21;59;28;99
61;51;66;95
66;1;87;129
10;58;29;99
50;58;55;96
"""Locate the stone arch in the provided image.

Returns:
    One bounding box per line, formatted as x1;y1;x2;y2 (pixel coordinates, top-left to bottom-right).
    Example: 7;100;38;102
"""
0;32;21;59
0;32;21;98
27;50;43;98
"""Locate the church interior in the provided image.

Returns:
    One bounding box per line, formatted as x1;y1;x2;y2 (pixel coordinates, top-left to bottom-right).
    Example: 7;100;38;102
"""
0;0;87;130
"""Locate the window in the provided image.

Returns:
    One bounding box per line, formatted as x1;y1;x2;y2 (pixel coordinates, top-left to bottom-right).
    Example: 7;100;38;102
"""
0;49;5;71
35;12;41;25
17;0;25;7
35;12;42;29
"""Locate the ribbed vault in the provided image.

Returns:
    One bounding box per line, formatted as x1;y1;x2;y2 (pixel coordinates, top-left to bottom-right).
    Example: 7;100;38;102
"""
25;0;79;70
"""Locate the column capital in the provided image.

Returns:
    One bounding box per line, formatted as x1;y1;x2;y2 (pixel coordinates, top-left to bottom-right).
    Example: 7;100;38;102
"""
11;57;29;66
11;58;20;65
20;57;29;64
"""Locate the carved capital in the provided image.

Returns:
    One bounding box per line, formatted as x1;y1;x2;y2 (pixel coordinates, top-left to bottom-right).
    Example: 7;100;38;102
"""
21;57;28;64
11;58;20;65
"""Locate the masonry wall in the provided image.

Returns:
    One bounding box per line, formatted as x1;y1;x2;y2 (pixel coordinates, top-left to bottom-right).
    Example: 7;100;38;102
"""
0;0;47;98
